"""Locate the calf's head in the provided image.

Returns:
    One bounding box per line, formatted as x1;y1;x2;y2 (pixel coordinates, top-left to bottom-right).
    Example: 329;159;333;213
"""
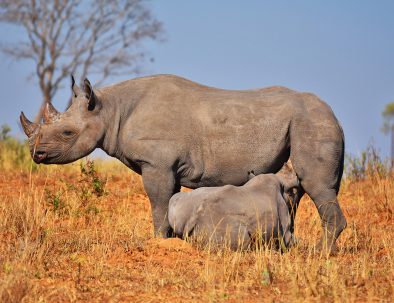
20;77;105;164
276;160;302;211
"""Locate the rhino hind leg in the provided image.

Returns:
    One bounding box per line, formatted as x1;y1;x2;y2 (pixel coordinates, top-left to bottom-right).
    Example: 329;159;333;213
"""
291;120;347;254
315;199;347;254
294;163;346;253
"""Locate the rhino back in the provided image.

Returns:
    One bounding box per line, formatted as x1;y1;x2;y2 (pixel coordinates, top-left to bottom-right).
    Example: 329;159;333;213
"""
110;75;337;187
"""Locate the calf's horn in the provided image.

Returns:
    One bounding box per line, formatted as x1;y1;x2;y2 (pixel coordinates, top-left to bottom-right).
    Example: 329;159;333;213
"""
43;102;60;123
20;112;38;137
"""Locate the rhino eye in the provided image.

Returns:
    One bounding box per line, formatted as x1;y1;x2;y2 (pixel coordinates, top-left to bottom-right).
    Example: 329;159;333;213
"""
62;130;75;137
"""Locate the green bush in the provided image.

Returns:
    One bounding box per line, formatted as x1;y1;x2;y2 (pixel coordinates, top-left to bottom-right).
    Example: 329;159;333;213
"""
0;124;38;171
345;144;390;181
44;159;106;218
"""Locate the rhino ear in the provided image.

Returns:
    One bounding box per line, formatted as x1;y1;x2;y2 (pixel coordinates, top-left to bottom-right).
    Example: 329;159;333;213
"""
71;75;83;97
84;78;101;111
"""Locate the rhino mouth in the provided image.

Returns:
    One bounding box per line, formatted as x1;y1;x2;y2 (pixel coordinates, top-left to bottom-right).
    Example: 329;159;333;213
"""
33;150;47;164
32;149;62;164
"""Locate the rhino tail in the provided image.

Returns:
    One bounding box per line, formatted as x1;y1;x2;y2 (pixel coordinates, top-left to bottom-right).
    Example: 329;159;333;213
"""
336;130;345;194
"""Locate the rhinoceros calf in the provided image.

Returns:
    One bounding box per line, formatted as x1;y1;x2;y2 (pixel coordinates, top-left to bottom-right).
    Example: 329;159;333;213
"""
168;168;299;250
20;74;346;253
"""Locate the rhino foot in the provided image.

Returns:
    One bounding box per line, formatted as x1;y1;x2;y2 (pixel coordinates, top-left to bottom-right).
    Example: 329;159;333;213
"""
315;237;339;256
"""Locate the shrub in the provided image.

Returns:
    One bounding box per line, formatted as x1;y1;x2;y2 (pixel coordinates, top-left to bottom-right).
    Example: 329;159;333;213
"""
0;124;38;171
79;160;106;198
345;144;390;181
44;159;107;218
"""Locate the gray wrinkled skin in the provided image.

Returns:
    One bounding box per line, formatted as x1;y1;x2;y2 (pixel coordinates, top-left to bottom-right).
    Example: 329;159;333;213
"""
168;167;300;251
20;74;347;253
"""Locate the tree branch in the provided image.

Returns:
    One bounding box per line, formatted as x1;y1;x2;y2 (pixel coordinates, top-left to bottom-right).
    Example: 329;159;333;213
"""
0;0;164;110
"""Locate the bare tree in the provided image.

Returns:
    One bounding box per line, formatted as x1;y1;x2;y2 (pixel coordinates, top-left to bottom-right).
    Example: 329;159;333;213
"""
0;0;163;120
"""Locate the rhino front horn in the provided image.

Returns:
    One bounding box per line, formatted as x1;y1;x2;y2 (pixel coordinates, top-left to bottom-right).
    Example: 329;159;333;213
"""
43;102;60;123
20;111;38;137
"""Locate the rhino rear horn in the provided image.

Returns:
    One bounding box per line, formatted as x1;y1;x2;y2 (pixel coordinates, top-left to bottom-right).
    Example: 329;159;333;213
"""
43;102;60;123
20;111;38;137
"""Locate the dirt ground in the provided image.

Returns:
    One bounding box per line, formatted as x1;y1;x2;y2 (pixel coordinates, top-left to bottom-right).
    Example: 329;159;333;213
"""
0;161;393;302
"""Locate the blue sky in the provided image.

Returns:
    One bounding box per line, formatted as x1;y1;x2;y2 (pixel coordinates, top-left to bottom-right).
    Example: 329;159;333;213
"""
1;1;393;158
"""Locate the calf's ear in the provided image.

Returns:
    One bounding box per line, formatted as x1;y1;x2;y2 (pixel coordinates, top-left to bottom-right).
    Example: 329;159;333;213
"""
84;78;101;111
280;175;299;193
247;170;256;180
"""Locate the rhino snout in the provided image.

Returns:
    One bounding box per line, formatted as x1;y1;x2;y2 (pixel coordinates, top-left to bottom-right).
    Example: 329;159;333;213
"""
33;150;47;164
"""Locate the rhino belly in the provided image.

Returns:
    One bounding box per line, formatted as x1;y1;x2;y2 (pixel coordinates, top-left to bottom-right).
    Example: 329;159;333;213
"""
181;134;290;188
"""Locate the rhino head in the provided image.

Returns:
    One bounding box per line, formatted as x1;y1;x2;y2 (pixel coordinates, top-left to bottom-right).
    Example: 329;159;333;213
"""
20;77;106;164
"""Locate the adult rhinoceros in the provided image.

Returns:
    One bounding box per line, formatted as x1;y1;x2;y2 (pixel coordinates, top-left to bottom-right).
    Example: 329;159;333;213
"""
20;74;346;253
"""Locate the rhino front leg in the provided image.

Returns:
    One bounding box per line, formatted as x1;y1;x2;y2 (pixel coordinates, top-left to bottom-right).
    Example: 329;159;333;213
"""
141;165;180;237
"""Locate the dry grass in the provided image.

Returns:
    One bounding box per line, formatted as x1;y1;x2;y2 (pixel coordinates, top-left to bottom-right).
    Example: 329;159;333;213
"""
0;160;393;302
